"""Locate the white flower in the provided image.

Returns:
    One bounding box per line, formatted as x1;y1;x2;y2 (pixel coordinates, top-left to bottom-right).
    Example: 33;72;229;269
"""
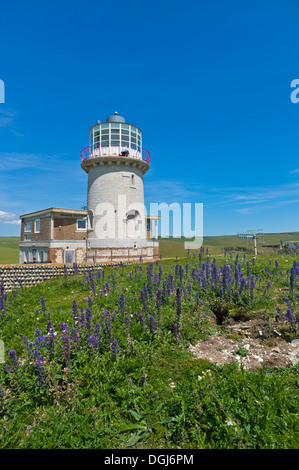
198;375;202;381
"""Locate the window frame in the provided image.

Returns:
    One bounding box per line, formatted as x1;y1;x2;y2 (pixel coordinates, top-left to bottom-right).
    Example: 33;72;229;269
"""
34;219;40;233
77;218;87;231
24;222;31;233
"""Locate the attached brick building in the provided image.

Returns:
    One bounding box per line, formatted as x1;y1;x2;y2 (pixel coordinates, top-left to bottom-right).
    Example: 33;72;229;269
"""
19;208;88;264
19;207;159;264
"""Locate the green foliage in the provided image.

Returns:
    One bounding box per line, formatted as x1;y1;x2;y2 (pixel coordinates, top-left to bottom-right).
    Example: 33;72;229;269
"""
0;251;299;449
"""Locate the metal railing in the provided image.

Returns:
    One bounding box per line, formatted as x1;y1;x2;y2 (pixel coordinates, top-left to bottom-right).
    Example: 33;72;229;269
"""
80;142;150;163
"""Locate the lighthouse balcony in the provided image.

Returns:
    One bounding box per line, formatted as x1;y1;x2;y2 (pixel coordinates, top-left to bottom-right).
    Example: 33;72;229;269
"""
80;143;150;163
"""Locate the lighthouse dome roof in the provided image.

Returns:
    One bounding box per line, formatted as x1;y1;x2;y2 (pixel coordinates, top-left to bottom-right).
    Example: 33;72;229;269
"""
106;111;126;123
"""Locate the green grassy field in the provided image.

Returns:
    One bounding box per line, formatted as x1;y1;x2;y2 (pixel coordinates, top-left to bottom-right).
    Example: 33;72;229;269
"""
0;250;298;449
0;237;20;264
1;233;299;264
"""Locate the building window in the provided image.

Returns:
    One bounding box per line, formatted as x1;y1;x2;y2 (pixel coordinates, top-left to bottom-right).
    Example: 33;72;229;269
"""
77;219;87;230
34;219;40;233
146;222;150;231
24;222;31;232
25;234;31;241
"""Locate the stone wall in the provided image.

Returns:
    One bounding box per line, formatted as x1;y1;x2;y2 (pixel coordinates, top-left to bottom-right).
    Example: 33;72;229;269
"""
0;264;98;291
86;245;159;264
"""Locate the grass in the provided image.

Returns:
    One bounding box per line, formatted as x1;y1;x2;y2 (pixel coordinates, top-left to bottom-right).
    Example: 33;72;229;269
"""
0;237;19;264
0;248;298;449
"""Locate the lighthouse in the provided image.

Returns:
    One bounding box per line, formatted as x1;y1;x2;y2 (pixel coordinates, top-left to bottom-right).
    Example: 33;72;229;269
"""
80;112;159;264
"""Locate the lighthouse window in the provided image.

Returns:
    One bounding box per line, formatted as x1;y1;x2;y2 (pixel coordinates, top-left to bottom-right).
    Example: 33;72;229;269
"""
121;124;129;130
111;123;120;129
101;123;109;129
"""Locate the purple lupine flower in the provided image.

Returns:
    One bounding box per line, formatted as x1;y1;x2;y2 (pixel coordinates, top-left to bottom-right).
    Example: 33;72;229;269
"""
103;310;113;342
86;307;92;331
179;265;184;283
88;334;99;354
40;296;47;313
73;262;79;275
139;289;148;314
290;266;296;292
72;300;79;325
138;312;147;330
33;349;45;387
149;315;157;334
111;337;119;358
124;316;130;336
94;323;102;343
120;292;125;316
71;326;80;349
8;349;18;373
34;329;44;350
44;321;55;354
0;295;5;315
286;308;294;323
59;322;71;367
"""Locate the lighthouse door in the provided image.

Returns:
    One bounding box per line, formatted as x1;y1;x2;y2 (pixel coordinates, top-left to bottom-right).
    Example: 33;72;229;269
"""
126;210;142;238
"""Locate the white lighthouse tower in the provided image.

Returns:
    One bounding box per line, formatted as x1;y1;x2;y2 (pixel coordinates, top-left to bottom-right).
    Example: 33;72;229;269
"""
80;112;159;263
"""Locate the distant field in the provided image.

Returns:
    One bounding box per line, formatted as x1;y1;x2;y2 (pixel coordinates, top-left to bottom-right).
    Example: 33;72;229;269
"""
1;232;298;264
159;232;299;258
0;237;20;264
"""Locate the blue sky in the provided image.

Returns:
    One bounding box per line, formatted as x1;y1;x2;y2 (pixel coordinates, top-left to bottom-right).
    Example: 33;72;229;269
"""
1;0;299;237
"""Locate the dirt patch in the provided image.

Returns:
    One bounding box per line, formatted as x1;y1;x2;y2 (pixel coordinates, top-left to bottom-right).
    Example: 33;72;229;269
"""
189;319;299;371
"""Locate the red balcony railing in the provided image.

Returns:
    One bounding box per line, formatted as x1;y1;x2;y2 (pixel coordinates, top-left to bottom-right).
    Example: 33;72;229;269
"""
80;142;150;163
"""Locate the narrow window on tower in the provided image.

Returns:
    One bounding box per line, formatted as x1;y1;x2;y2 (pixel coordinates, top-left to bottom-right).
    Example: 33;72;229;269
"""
88;210;94;230
130;174;136;189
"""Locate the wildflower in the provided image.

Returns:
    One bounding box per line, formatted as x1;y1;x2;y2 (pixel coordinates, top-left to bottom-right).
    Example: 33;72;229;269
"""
111;337;119;358
7;349;18;373
120;292;125;316
124;316;130;336
40;296;47;313
88;334;99;354
138;312;147;330
86;307;92;331
149;315;157;334
176;288;182;332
